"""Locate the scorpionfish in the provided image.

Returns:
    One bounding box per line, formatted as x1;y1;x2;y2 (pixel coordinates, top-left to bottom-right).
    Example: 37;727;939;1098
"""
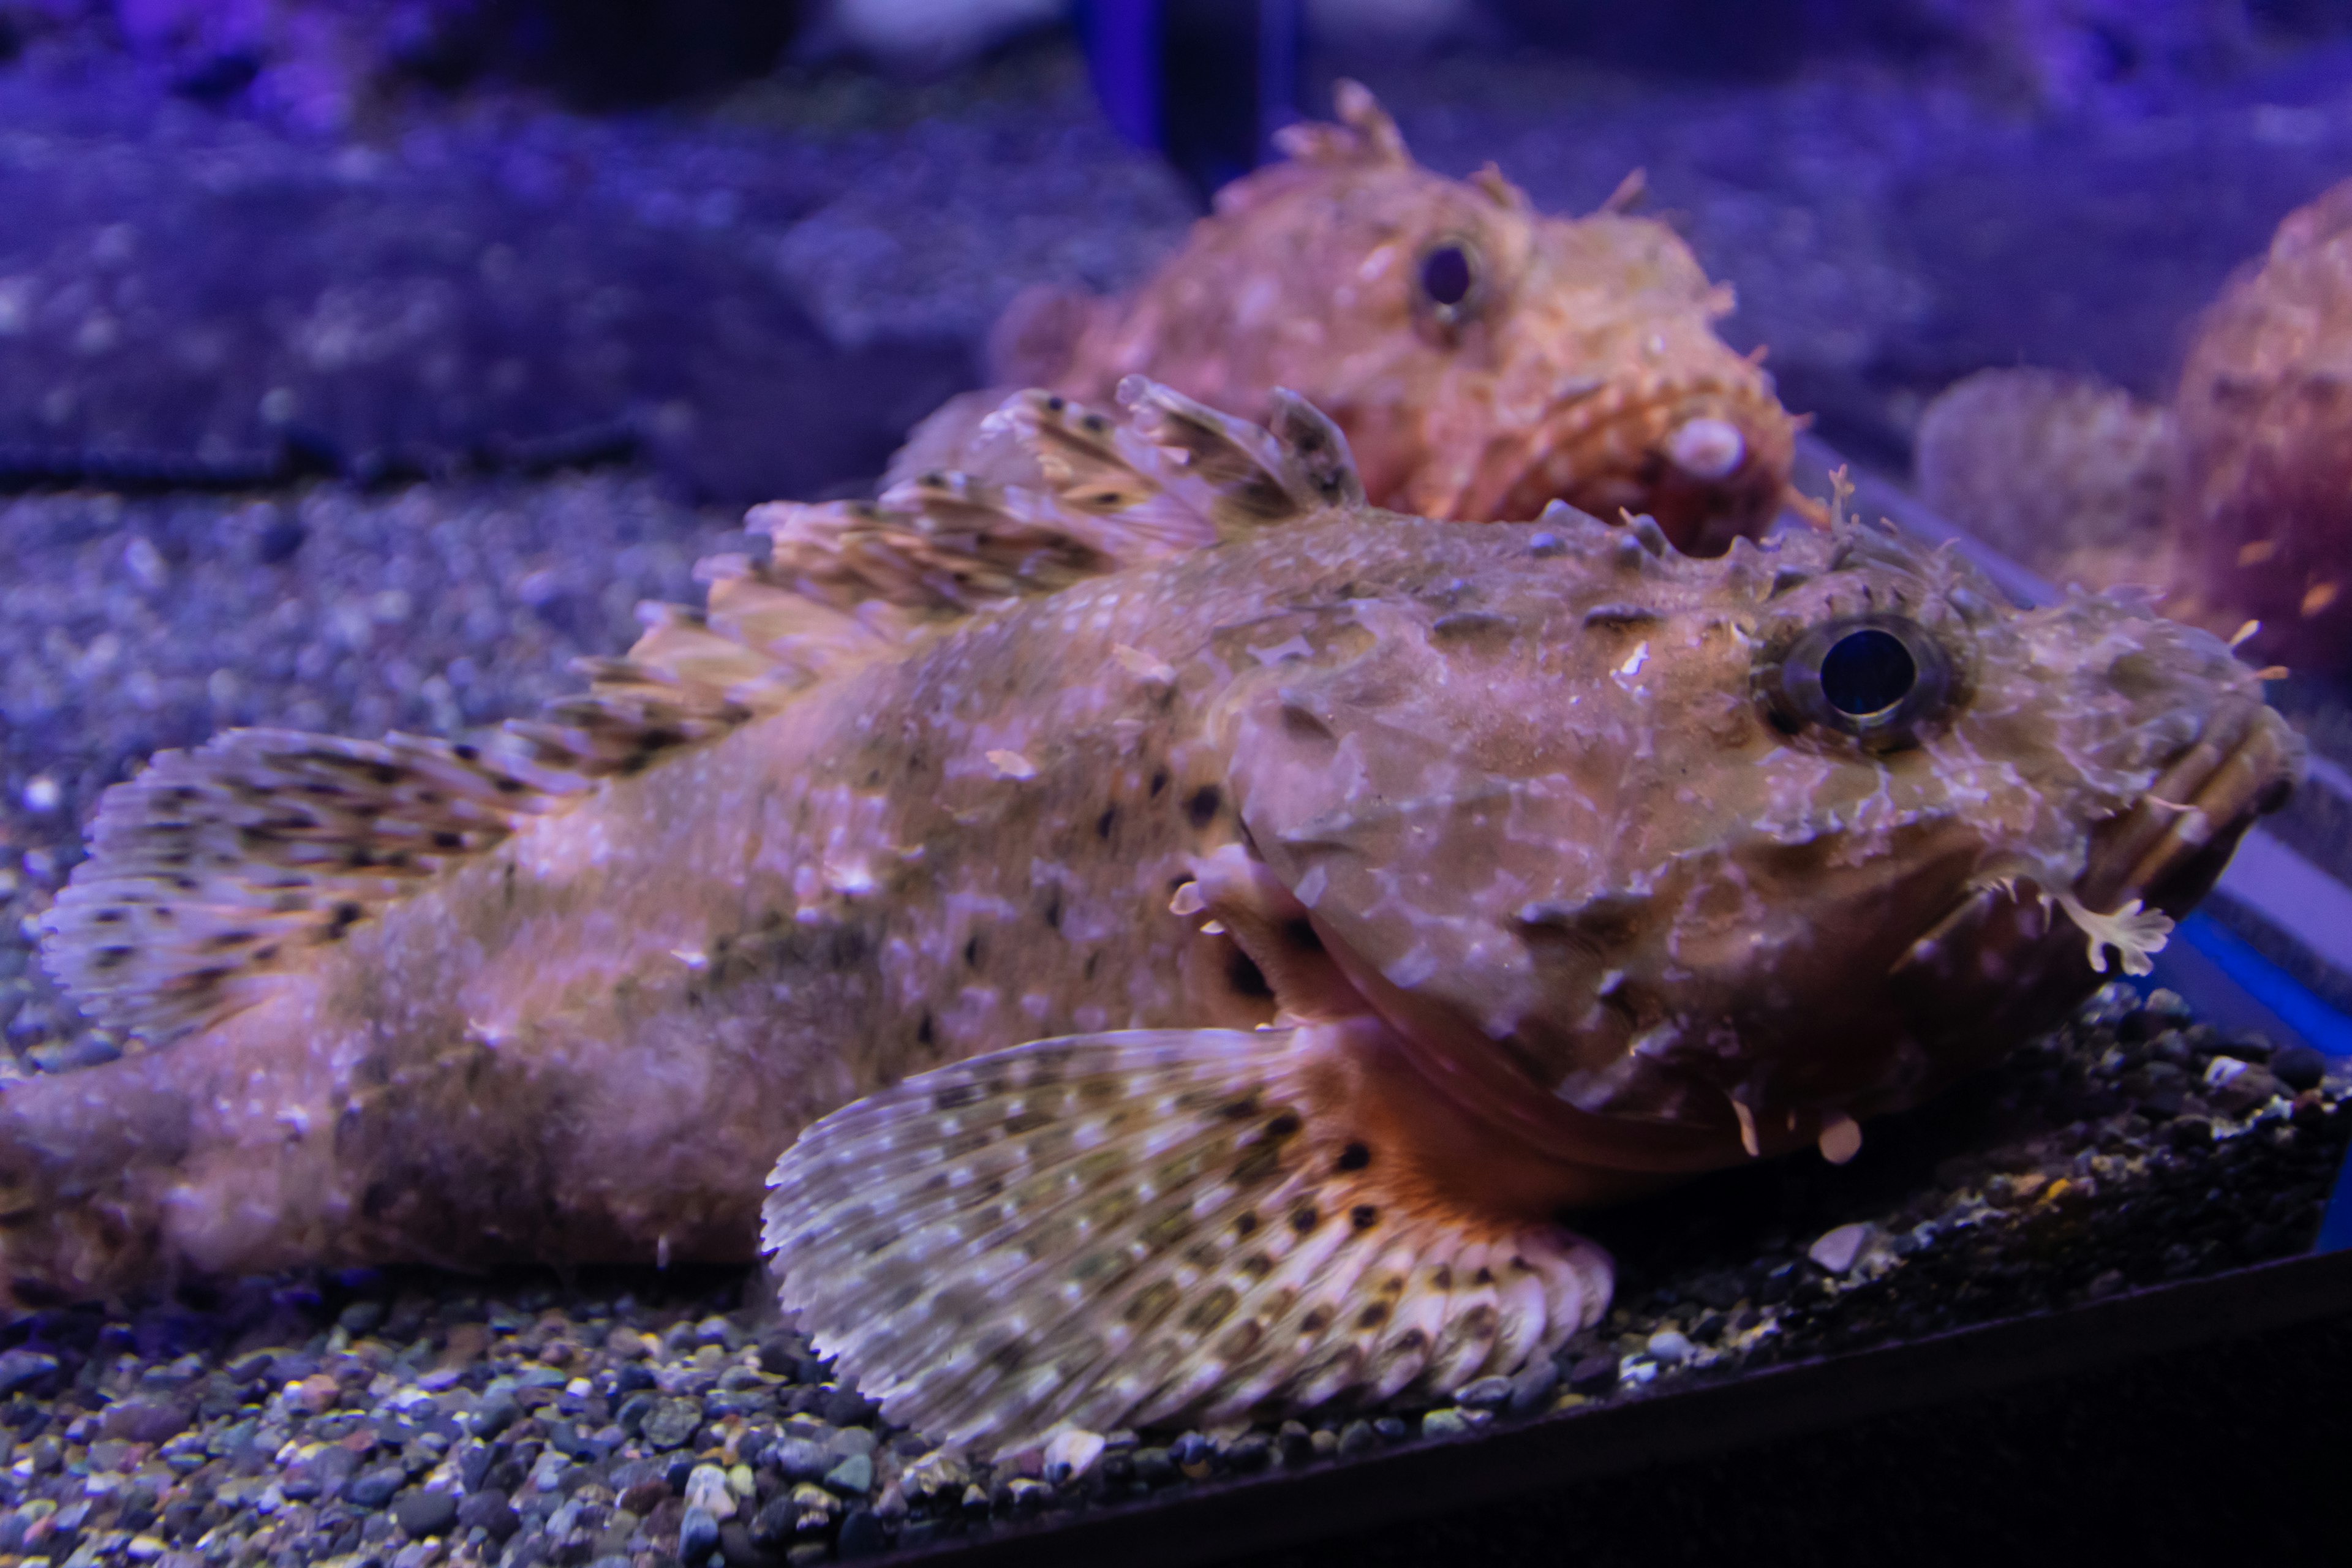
16;380;2299;1458
895;81;1801;556
1919;176;2352;680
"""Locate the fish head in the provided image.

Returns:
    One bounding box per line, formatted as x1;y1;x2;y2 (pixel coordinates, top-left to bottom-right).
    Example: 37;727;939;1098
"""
1098;83;1796;555
1222;509;2301;1176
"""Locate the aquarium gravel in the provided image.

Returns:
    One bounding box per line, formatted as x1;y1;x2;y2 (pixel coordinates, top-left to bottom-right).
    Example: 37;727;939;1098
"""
0;970;2332;1568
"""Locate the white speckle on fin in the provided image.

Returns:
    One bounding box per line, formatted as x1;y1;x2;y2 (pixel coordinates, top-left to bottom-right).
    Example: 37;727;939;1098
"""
762;1021;1609;1457
986;750;1038;782
1112;644;1177;686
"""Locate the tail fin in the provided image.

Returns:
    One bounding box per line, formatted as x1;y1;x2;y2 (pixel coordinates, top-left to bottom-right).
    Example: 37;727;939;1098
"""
41;383;1361;1044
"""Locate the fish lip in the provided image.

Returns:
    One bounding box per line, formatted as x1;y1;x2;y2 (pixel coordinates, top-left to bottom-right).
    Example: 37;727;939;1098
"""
1468;380;1793;544
2073;694;2304;918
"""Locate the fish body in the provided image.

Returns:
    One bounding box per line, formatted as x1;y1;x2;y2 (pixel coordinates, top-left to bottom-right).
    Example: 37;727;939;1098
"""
17;382;2297;1451
897;83;1799;555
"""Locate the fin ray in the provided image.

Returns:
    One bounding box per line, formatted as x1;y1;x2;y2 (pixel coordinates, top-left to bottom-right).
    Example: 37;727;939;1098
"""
763;1020;1608;1454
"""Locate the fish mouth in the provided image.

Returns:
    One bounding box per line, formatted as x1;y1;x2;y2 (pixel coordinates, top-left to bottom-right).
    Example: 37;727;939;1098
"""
2071;694;2302;920
1461;377;1796;554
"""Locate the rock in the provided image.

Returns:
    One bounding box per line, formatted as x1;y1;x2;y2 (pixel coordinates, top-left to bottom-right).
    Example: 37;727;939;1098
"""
767;1436;832;1482
1507;1358;1563;1415
823;1453;873;1495
791;1482;842;1531
1807;1221;1874;1275
2207;1061;2285;1115
1373;1417;1409;1442
643;1398;704;1451
749;1494;796;1550
898;1450;969;1504
717;1520;770;1567
1457;1374;1513;1410
825;1425;877;1460
393;1488;459;1539
685;1463;736;1518
2272;1043;2329;1091
1420;1408;1473;1439
337;1300;386;1335
821;1388;881;1427
678;1504;722;1562
342;1463;406;1508
1645;1329;1694;1366
1567;1353;1620;1393
456;1492;521;1542
470;1389;521;1438
1335;1420;1376;1458
1132;1447;1177;1484
1041;1428;1105;1483
99;1395;190;1444
0;1350;57;1397
838;1507;889;1559
288;1373;342;1414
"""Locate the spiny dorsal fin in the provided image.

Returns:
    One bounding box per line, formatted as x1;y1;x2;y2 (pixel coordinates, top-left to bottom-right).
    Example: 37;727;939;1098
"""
1270;78;1409;170
42;383;1360;1045
764;1022;1608;1457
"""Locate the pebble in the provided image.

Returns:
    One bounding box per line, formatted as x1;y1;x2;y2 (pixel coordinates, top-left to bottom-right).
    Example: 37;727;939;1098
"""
1457;1374;1513;1410
0;1348;57;1396
839;1506;889;1558
1042;1427;1106;1482
391;1487;458;1539
1567;1352;1621;1393
770;1435;833;1481
1507;1357;1562;1415
824;1452;875;1494
1335;1420;1377;1458
678;1504;722;1562
1645;1329;1693;1366
458;1491;521;1541
685;1462;736;1517
2272;1043;2328;1091
1420;1408;1473;1439
643;1397;703;1450
1807;1221;1874;1275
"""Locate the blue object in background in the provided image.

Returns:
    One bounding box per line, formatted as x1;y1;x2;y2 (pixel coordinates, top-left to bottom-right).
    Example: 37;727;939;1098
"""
1075;0;1303;202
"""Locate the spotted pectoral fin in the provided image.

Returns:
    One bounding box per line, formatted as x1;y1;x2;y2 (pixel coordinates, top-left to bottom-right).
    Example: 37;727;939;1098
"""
762;1019;1610;1457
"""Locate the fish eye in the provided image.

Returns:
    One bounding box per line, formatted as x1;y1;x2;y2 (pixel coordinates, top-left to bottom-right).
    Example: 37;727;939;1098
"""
1414;236;1483;326
1763;614;1955;751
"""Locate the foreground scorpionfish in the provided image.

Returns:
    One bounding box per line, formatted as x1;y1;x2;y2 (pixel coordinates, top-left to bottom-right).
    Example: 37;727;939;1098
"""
17;380;2299;1457
897;81;1800;556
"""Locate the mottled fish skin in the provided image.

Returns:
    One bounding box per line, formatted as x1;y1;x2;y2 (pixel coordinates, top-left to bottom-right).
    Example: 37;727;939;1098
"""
9;385;2299;1451
896;81;1798;555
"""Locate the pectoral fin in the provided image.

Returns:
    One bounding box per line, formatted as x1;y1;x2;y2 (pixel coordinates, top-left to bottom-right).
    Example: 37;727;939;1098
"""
762;1019;1609;1455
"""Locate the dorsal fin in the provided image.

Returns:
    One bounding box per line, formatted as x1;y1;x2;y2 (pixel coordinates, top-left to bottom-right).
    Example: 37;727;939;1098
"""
42;383;1362;1045
1268;78;1409;170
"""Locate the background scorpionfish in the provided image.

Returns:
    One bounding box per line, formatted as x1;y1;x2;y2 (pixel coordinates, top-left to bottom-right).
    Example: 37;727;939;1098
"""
13;379;2297;1456
1918;175;2352;680
895;80;1801;556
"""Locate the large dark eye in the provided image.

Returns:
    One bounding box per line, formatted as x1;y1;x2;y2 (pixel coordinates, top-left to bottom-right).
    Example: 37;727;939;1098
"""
1818;627;1915;717
1414;236;1482;326
1765;614;1954;751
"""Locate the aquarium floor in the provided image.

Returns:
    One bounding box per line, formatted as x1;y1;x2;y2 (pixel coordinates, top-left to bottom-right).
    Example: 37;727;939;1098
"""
0;984;2335;1568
